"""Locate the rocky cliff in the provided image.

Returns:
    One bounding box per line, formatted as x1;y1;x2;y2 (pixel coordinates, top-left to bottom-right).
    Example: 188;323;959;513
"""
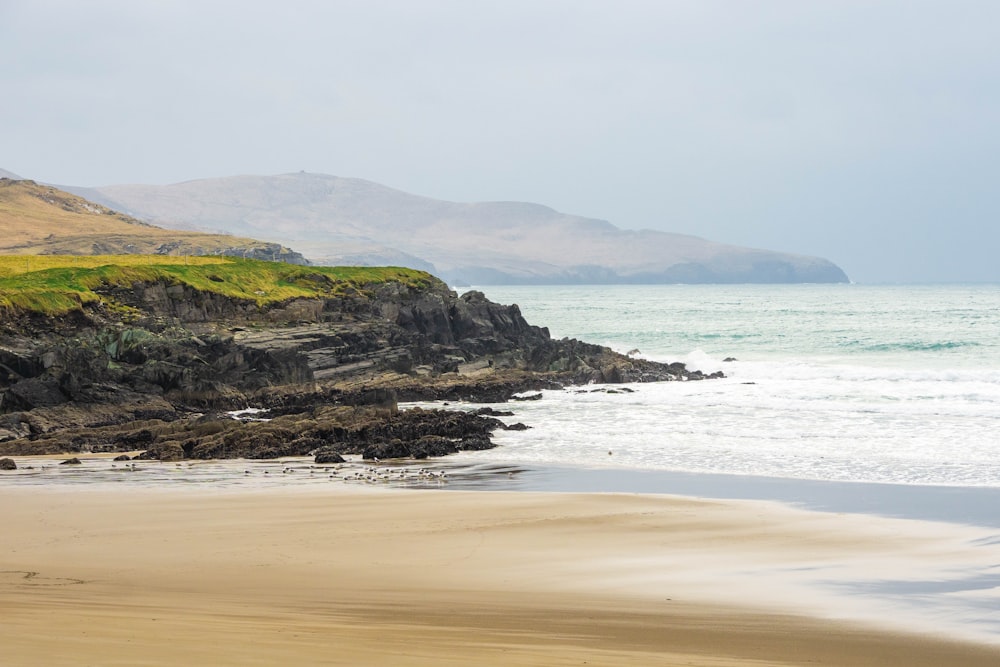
0;262;718;460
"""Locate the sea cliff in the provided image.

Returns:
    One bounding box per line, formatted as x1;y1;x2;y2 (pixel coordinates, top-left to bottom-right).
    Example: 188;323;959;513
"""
0;257;719;460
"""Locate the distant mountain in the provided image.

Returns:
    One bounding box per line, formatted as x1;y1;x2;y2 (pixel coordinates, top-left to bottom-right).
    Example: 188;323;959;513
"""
0;177;307;263
0;168;23;180
70;172;847;284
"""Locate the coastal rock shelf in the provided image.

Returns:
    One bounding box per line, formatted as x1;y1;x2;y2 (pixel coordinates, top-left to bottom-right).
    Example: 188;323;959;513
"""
0;259;721;460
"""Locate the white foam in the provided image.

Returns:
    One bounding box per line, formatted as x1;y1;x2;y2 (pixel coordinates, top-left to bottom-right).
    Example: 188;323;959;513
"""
458;365;1000;487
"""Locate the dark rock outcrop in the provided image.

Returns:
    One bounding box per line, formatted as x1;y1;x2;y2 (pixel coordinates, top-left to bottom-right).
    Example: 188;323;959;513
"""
0;275;720;460
314;448;346;464
0;457;15;470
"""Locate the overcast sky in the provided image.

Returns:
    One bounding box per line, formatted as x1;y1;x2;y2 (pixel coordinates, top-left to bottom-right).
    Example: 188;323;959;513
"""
3;1;998;283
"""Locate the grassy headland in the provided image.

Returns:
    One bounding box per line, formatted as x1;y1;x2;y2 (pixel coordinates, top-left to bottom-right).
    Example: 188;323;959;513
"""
0;254;439;317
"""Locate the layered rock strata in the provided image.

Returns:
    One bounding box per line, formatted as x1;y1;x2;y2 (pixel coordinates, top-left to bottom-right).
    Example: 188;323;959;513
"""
0;279;720;460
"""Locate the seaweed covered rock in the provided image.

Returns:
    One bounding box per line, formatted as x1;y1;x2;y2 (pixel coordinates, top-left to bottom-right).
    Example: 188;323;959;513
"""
314;448;346;464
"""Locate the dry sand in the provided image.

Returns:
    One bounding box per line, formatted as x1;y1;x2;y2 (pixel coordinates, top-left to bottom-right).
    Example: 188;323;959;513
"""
3;485;999;666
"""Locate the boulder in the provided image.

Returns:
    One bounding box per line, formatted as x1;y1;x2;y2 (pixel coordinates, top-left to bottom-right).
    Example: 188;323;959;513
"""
409;435;459;459
0;457;16;470
314;448;346;464
458;435;494;451
475;407;514;416
362;440;411;460
156;442;185;462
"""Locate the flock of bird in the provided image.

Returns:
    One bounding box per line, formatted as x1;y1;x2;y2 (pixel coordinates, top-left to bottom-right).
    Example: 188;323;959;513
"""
259;463;449;484
99;459;451;485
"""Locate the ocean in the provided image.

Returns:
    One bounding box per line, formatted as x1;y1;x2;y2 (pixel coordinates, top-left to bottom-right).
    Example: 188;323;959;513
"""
459;283;1000;489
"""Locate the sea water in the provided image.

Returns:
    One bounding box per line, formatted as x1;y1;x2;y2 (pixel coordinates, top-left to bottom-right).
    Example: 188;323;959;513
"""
460;284;1000;489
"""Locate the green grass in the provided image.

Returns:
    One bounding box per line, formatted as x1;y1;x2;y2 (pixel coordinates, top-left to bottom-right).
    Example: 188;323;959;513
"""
0;256;441;317
0;254;231;278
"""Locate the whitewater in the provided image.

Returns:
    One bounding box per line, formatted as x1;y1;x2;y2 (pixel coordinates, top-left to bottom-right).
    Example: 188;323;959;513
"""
456;284;1000;489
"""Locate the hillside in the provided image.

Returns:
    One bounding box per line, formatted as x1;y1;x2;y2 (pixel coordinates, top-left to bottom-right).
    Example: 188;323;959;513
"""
0;178;307;263
70;172;850;284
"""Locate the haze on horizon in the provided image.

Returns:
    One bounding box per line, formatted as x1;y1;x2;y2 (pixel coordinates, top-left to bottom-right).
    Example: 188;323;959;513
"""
3;1;998;284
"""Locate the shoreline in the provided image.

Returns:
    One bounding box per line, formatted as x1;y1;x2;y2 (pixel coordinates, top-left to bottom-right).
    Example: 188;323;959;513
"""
452;461;1000;528
6;452;1000;528
4;482;1000;664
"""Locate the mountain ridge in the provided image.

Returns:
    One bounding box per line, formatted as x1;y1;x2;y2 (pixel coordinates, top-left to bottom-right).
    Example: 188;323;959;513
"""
77;171;849;284
10;169;848;284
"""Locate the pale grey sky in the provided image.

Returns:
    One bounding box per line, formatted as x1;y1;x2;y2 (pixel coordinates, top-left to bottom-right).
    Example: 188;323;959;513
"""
3;1;998;283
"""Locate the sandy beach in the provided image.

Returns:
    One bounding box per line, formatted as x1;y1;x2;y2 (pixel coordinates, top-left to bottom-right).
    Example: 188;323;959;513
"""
3;484;1000;666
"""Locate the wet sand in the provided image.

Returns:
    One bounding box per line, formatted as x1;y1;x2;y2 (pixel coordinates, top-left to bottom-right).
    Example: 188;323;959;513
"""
3;485;1000;666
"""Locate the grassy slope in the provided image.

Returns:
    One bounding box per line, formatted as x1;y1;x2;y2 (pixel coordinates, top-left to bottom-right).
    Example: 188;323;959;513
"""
0;179;290;256
0;255;439;317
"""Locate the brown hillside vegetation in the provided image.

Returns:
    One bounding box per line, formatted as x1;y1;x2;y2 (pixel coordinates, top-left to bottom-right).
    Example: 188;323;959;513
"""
0;178;304;261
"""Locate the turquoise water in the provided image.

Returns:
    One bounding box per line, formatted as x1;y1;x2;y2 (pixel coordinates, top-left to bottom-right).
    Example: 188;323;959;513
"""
462;284;1000;487
477;284;1000;368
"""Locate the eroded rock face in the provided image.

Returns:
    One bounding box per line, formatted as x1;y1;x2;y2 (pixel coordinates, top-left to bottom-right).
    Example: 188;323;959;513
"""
0;278;719;459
